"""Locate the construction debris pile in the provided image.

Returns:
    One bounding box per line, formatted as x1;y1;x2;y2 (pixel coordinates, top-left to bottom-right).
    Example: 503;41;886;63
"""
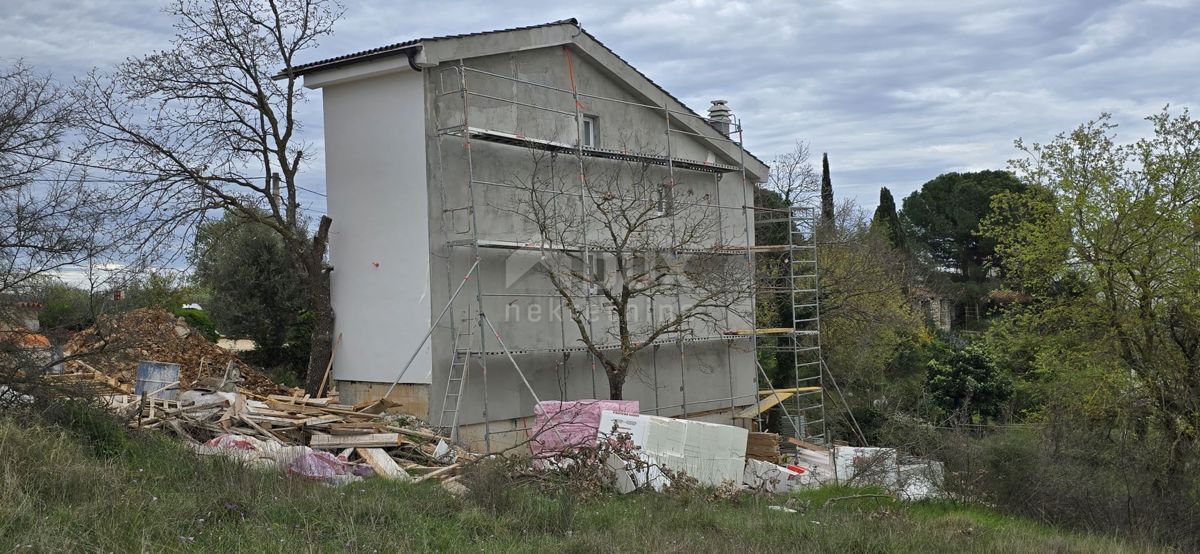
109;391;472;489
61;308;282;396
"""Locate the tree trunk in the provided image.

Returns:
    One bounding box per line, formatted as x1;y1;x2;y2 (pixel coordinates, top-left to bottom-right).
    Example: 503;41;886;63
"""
607;363;627;400
608;375;623;400
303;216;334;395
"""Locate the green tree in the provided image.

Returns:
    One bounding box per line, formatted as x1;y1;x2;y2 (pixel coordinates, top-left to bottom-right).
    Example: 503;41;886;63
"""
926;344;1012;423
818;201;924;439
820;153;834;223
871;187;905;250
983;109;1200;474
901;170;1025;282
193;211;307;368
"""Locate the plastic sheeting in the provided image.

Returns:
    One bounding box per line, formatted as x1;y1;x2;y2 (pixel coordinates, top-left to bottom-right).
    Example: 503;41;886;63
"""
196;433;370;484
529;399;639;459
743;458;806;493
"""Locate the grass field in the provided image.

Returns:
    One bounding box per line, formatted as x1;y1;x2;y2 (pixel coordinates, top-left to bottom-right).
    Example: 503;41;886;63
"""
0;408;1164;553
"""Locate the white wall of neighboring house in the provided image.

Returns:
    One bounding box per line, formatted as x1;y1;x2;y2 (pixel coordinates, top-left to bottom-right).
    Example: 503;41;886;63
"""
322;66;433;384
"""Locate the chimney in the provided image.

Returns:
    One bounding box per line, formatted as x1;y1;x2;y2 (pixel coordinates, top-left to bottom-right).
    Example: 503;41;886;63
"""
707;100;732;135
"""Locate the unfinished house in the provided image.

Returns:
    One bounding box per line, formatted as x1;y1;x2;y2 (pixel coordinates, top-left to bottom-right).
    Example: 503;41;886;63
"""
294;19;825;452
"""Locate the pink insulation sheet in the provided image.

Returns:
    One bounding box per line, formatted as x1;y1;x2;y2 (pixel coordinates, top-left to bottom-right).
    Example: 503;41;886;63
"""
529;399;639;459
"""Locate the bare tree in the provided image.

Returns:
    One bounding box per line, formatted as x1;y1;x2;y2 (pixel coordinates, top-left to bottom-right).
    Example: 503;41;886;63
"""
503;148;750;400
0;62;101;297
73;0;344;393
0;61;158;400
764;140;819;205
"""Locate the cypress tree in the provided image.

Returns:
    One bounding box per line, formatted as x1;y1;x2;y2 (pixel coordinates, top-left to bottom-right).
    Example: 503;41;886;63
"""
820;153;834;223
872;186;905;249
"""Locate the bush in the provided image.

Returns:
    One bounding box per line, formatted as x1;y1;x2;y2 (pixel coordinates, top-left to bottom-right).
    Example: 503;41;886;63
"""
910;421;1200;551
33;399;135;458
172;307;218;342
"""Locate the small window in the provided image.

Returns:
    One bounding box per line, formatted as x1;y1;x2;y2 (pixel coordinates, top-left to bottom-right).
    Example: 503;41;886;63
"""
581;115;597;147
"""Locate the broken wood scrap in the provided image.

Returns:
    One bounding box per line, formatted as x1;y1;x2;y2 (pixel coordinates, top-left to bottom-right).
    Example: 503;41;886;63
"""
300;414;344;427
383;425;450;443
309;433;405;450
356;448;412;482
266;394;332;407
746;432;781;464
414;463;460;483
353;397;401;415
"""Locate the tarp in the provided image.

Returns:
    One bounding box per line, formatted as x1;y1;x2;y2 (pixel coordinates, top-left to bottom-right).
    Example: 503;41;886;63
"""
195;433;370;484
529;399;639;459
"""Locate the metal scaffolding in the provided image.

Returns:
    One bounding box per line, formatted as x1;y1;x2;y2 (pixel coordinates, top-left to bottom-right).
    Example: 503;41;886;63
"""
411;54;828;454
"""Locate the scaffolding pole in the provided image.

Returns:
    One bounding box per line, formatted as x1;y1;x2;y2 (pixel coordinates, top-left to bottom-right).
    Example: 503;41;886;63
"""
424;52;829;452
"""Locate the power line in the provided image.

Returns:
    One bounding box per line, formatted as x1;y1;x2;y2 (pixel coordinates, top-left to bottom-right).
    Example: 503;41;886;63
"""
18;152;160;176
18;178;328;197
15;153;328;197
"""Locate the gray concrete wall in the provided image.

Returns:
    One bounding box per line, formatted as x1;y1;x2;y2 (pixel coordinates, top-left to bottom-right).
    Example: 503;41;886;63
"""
424;45;759;426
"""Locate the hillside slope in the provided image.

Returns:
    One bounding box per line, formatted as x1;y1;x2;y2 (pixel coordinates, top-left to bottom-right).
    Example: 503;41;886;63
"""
0;414;1161;553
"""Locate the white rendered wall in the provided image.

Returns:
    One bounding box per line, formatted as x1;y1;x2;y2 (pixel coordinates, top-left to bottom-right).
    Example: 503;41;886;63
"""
323;68;432;384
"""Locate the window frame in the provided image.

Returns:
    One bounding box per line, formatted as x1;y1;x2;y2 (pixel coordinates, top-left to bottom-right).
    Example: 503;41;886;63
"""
581;115;597;147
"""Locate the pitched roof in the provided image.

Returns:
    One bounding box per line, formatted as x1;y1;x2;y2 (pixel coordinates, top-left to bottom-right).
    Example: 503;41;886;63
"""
290;19;579;76
290;19;768;176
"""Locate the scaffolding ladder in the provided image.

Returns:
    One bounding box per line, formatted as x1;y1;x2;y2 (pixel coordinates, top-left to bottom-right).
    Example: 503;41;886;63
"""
787;205;827;445
437;319;473;439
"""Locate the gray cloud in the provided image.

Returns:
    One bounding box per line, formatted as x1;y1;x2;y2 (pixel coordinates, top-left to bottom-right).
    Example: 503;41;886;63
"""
5;0;1199;213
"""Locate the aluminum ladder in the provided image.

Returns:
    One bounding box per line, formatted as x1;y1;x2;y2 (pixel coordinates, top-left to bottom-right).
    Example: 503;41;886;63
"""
438;321;473;440
788;205;828;445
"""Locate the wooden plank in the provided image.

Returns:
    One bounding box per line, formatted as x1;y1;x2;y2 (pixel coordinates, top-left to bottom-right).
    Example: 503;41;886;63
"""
244;414;306;427
756;387;822;395
316;333;341;397
309;433;403;449
746;432;781;464
267;394;333;407
301;414;345;427
240;414;285;444
356;448;412;481
723;327;794;336
734;391;796;419
384;425;450;443
265;399;325;414
414;463;460;483
354;398;401;415
785;436;830;453
327;425;387;435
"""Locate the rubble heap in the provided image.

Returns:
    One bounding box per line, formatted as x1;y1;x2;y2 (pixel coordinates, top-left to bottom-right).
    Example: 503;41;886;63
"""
63;308;283;396
113;391;471;488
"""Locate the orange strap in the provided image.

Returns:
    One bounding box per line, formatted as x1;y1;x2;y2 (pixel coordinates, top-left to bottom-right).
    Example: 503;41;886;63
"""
563;46;585;110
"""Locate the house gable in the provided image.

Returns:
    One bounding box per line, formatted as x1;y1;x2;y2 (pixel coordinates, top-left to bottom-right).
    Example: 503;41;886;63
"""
295;19;768;181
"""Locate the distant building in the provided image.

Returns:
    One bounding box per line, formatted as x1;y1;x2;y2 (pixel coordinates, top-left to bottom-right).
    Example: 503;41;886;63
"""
911;288;953;331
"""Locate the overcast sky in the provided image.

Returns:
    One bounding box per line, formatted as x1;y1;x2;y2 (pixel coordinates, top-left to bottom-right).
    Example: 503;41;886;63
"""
4;0;1199;216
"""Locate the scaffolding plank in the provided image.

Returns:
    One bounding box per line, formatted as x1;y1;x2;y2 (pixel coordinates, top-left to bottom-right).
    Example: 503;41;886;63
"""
734;387;820;419
723;327;794;336
449;127;741;173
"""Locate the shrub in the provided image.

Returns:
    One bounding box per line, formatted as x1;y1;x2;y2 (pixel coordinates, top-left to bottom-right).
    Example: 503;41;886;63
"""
172;307;218;342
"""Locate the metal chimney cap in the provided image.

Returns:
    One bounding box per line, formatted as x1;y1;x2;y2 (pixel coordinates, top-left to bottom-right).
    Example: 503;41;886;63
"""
708;100;732;121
